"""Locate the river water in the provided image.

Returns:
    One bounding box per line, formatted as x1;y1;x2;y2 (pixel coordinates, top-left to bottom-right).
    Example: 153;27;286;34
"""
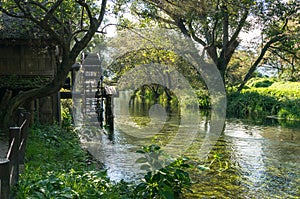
186;118;300;198
79;94;300;198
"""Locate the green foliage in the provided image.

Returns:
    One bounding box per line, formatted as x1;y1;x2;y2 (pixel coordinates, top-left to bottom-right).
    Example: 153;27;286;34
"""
247;77;275;88
135;145;192;199
258;1;299;80
136;144;165;172
0;75;51;89
14;124;109;198
14;126;195;198
225;50;255;86
108;47;205;90
16;169;112;199
195;89;211;109
0;0;101;39
277;100;300;120
227;91;280;118
228;80;300;120
61;99;73;130
21;125;93;171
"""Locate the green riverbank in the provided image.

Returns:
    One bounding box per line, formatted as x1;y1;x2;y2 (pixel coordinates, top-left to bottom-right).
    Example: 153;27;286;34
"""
13;124;194;198
227;78;300;120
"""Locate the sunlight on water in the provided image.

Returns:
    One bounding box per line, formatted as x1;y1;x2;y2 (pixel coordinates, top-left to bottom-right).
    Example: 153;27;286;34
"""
77;92;300;197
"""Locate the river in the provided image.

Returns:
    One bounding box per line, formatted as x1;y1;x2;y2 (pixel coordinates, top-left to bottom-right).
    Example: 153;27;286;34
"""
78;94;300;198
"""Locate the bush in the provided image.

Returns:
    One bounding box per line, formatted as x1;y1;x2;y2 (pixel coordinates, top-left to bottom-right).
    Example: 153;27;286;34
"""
228;80;300;120
246;77;276;88
227;91;280;118
135;145;192;199
195;89;211;109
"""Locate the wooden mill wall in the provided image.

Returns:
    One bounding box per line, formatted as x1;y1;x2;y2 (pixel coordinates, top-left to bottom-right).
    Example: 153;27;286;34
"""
0;43;60;124
0;44;56;76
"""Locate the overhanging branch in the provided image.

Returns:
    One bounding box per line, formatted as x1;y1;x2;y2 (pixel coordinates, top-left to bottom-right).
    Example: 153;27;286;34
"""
238;34;287;91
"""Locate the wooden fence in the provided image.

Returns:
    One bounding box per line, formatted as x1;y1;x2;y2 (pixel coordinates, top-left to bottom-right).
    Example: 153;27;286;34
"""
0;111;30;199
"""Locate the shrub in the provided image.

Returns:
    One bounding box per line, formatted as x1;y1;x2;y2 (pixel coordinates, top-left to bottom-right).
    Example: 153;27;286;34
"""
135;145;192;199
228;80;300;120
227;91;279;118
247;78;275;88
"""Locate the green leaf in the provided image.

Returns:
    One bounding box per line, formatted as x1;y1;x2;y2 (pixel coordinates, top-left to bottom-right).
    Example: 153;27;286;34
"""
60;193;73;198
159;184;174;199
197;165;210;171
140;164;151;171
135;157;148;163
136;149;146;154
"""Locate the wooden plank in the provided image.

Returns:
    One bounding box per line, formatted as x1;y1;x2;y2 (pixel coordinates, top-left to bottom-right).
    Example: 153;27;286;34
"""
0;45;56;76
19;113;30;164
6;139;14;160
0;158;10;199
0;111;30;198
8;127;20;186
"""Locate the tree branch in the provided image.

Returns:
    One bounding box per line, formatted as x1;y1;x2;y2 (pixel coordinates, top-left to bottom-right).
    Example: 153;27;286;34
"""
27;1;71;35
238;34;287;91
76;0;93;24
229;9;249;46
70;0;107;60
188;22;207;46
0;7;24;18
9;0;66;46
42;0;64;23
211;10;220;46
222;3;229;51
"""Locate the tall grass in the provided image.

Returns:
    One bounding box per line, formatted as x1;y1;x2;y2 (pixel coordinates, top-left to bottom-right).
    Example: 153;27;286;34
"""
227;79;300;120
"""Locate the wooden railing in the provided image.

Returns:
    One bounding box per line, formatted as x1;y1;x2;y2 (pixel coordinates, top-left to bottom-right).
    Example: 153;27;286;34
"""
0;111;30;199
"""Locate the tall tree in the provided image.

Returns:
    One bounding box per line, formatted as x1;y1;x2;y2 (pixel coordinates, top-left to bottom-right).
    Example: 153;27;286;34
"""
239;0;300;89
114;0;299;88
0;0;107;130
250;12;300;81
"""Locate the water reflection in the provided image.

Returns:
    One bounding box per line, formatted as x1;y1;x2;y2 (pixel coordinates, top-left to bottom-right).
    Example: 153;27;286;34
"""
208;120;300;198
79;95;300;198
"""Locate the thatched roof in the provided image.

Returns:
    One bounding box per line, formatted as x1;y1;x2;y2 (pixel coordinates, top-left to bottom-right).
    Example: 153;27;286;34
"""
0;13;50;41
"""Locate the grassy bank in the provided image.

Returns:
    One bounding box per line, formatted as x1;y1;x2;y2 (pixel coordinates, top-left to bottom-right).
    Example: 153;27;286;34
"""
13;124;194;198
227;78;300;120
13;124;125;198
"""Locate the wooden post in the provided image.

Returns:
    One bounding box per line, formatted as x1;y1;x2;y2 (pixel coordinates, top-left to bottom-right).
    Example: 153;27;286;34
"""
36;99;40;122
9;127;20;186
15;108;25;127
28;100;35;126
0;158;10;199
57;92;62;126
105;95;114;133
19;112;30;164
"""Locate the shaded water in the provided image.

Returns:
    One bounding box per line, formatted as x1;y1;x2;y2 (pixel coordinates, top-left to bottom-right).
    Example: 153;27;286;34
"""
80;94;300;198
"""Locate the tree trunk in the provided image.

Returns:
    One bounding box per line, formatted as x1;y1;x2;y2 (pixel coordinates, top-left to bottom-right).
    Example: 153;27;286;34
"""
0;58;74;133
238;34;286;91
0;0;108;132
